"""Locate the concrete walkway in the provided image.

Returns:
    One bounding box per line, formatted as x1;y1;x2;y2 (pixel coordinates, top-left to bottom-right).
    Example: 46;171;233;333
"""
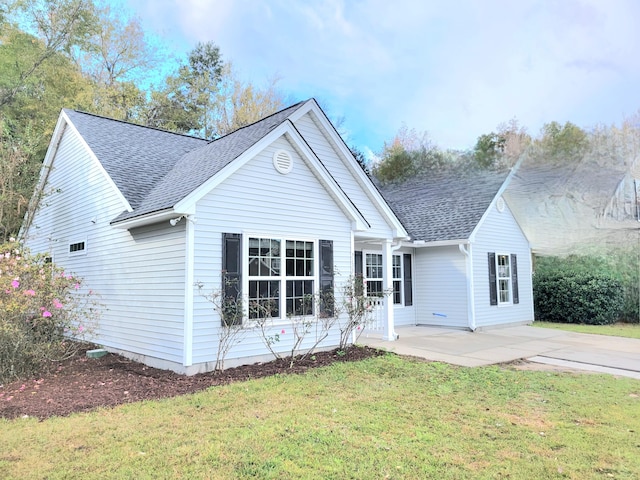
358;325;640;379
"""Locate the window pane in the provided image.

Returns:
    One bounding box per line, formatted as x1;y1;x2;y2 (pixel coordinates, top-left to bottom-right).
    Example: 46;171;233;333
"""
286;279;314;316
393;255;402;279
393;280;402;304
285;240;313;278
249;237;280;277
367;280;383;296
248;280;279;319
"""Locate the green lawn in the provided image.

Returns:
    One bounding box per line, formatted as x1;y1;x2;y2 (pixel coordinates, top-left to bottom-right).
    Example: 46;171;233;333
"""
533;321;640;339
1;354;639;479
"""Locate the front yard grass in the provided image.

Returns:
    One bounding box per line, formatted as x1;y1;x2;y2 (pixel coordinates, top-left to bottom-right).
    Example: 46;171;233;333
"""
533;321;640;339
1;354;639;479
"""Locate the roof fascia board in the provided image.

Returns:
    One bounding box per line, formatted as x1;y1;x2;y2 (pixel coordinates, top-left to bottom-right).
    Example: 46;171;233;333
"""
174;121;369;231
289;100;409;238
63;111;133;212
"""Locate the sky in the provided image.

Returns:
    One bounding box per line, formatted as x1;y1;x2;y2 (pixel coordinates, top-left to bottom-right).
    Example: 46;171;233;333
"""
121;0;640;158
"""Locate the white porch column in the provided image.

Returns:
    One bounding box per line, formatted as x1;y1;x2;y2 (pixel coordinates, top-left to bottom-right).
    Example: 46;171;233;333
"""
381;239;397;341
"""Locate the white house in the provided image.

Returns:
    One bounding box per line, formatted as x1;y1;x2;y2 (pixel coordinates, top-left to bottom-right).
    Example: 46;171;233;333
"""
22;99;533;374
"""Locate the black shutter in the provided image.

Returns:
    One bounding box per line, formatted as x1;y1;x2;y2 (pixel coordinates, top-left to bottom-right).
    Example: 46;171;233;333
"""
488;252;497;306
354;251;363;276
354;250;364;298
511;254;519;304
403;253;413;306
222;233;242;326
319;240;334;316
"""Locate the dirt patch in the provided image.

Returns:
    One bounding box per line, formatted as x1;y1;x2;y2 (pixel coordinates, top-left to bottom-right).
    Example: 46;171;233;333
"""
0;346;384;420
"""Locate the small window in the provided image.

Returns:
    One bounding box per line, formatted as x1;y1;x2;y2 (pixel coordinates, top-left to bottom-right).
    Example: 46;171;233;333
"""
392;255;402;304
365;253;383;296
69;241;86;255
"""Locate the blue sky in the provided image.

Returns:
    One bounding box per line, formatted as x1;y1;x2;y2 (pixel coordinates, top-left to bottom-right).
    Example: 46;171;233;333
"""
122;0;640;157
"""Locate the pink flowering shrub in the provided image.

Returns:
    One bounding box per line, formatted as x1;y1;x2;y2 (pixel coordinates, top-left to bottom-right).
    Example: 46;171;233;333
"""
0;240;100;382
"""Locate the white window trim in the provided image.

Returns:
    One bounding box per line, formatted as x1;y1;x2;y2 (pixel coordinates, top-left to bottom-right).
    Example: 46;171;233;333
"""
68;239;87;257
243;233;319;324
496;253;512;306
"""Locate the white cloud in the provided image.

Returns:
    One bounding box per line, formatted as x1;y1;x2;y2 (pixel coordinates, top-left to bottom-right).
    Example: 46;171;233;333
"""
125;0;640;152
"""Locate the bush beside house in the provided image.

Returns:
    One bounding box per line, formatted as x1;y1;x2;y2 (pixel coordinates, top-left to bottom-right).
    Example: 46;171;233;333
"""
533;255;626;325
0;241;99;382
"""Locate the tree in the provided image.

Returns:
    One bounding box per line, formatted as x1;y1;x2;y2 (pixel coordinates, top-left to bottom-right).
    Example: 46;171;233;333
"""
1;0;97;107
212;65;285;136
0;120;39;242
535;121;589;162
73;3;159;121
143;41;223;137
373;125;447;183
473;132;505;168
349;146;370;174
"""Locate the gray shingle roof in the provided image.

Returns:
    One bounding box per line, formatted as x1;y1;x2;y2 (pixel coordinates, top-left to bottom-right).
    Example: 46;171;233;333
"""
63;109;208;209
378;167;511;242
63;102;305;222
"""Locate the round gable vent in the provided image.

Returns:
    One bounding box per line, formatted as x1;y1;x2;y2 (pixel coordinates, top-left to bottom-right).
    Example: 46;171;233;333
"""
496;196;505;212
273;149;293;174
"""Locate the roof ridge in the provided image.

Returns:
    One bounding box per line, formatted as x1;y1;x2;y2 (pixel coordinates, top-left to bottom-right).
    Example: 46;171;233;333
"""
63;109;209;142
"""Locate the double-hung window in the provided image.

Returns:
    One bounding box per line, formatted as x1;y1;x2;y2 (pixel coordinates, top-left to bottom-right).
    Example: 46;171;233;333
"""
392;255;402;304
238;236;326;321
488;252;519;306
248;238;281;318
365;253;383;296
496;254;511;303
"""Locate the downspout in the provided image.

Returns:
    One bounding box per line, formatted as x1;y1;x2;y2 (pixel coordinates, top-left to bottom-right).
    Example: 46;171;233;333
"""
459;243;477;331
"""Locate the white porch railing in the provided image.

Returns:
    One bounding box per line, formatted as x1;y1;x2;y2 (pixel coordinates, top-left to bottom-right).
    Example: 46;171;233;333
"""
363;296;385;334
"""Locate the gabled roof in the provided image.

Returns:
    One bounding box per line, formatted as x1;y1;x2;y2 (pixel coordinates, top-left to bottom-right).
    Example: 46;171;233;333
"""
63;102;307;223
63;109;208;210
378;166;511;243
112;102;306;222
57;100;392;234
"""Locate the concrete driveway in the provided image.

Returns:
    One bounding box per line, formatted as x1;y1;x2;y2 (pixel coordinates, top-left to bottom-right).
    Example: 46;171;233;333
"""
359;325;640;379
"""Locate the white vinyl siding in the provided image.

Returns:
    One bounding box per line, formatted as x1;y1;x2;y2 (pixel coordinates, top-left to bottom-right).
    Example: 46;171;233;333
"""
472;202;534;328
414;245;469;328
191;135;352;365
293;113;395;238
23;126;187;364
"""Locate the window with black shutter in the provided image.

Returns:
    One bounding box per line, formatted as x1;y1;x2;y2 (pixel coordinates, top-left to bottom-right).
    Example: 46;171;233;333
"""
488;252;519;306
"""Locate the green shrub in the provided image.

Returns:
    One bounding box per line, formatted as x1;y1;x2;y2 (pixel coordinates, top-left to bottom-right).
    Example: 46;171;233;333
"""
534;251;639;323
0;240;100;382
533;269;624;325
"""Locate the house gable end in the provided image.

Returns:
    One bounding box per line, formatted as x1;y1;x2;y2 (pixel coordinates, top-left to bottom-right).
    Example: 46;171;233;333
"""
289;100;408;239
175;121;370;231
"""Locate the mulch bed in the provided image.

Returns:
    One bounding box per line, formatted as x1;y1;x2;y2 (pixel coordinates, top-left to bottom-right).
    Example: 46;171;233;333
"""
0;346;384;420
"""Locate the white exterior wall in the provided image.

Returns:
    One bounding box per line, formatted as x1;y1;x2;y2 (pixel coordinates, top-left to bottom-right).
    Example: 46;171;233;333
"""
471;202;534;328
24;126;187;366
413;245;469;328
190;135;354;367
293;113;395;239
